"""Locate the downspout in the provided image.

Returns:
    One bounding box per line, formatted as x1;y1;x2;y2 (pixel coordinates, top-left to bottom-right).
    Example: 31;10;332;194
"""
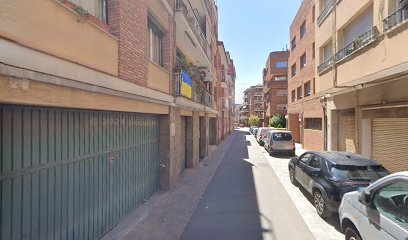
320;96;328;151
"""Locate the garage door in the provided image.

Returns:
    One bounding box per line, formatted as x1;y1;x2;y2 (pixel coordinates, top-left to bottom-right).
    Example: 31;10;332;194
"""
372;118;408;172
338;110;356;153
0;105;160;240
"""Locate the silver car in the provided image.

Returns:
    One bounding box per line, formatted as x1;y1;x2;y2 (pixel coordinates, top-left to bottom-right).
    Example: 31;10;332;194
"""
264;130;295;156
339;171;408;240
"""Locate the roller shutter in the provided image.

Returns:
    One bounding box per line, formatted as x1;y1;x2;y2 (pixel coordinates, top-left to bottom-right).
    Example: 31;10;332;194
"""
338;110;356;153
372;118;408;172
0;105;160;240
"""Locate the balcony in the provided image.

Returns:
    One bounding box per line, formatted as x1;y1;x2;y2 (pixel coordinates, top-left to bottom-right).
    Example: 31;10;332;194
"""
254;108;263;112
317;56;334;74
174;72;212;107
383;6;408;33
175;0;211;68
317;0;335;26
335;27;378;64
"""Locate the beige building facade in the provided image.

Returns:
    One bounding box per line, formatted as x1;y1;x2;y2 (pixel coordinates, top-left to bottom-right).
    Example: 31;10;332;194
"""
315;0;408;172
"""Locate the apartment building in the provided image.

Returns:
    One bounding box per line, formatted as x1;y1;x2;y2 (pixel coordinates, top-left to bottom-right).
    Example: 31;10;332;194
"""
242;85;264;126
217;41;236;140
288;0;324;150
0;0;234;238
316;0;408;172
263;51;290;127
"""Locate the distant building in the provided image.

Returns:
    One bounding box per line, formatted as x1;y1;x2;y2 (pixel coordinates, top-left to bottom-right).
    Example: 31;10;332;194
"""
263;51;290;127
242;85;264;126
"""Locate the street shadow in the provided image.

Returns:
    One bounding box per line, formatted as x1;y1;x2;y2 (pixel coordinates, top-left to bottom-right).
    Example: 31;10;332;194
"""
297;187;342;232
180;130;272;240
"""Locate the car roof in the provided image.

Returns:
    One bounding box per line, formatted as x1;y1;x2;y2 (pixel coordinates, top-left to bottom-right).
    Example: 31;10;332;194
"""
267;130;291;133
305;151;381;166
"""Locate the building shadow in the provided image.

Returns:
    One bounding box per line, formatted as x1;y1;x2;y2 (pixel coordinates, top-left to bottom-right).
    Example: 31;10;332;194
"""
297;187;342;232
180;130;271;240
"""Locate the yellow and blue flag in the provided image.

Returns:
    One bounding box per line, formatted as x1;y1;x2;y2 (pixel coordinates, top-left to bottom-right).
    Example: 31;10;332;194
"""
181;71;192;99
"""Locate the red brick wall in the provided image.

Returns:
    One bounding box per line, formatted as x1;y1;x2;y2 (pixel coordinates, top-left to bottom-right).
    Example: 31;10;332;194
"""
287;0;324;150
108;0;148;86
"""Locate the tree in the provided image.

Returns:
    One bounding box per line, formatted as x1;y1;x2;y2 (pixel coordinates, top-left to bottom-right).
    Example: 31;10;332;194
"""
269;114;286;128
248;115;260;126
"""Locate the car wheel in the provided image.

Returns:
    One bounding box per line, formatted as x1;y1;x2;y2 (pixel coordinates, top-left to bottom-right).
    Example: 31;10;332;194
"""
289;167;298;186
313;190;330;218
269;147;273;156
345;226;362;240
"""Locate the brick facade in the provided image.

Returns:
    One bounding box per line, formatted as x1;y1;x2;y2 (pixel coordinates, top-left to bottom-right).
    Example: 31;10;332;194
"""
263;51;289;126
288;0;324;150
108;0;149;86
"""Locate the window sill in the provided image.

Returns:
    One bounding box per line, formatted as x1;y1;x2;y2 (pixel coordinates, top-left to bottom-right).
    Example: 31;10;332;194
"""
58;0;111;35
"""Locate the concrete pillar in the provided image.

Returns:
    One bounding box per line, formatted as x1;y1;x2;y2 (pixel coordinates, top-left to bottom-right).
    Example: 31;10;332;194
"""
186;111;200;168
159;107;180;190
327;109;338;151
199;114;209;157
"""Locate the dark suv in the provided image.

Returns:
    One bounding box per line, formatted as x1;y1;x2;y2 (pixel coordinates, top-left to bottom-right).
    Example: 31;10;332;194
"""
288;151;389;218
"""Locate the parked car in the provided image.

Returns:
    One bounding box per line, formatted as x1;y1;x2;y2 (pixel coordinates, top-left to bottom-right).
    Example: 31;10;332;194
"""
256;127;271;146
264;130;295;156
253;128;259;136
339;172;408;240
249;126;256;134
288;151;390;218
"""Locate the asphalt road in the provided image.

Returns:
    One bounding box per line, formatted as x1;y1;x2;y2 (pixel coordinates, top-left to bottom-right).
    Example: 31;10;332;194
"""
180;129;315;240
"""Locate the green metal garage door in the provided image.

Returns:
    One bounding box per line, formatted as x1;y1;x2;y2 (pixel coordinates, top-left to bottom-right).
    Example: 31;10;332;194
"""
0;105;160;240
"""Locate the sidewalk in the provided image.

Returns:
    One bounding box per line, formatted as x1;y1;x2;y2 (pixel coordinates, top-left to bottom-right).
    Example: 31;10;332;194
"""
101;132;236;240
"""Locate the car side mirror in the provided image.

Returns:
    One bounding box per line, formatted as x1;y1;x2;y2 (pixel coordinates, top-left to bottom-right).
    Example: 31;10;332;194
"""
358;190;371;206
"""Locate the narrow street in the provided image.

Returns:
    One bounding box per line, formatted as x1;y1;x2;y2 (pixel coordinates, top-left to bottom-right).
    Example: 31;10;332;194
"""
180;129;315;240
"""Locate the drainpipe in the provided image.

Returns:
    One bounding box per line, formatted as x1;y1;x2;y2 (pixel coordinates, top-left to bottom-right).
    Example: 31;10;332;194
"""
332;0;338;87
320;96;328;151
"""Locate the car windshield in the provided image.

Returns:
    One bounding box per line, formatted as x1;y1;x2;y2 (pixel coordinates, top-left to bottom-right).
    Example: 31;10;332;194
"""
330;165;389;181
272;133;292;141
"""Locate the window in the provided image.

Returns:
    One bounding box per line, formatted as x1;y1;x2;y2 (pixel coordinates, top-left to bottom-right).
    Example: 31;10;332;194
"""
373;182;408;229
275;76;288;81
308;155;322;169
300;53;307;69
276;90;287;97
297;86;302;100
70;0;108;23
291;90;296;102
330;165;389;181
312;42;316;59
312;5;315;23
343;6;373;47
322;41;333;61
291;37;297;50
276;61;288;69
304;118;322;130
299;153;312;164
272;132;293;141
148;17;164;66
304;81;311;96
291;63;297;76
300;20;306;38
277;104;287;110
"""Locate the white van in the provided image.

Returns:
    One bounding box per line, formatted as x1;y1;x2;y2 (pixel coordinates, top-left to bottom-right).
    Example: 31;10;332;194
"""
264;130;295;156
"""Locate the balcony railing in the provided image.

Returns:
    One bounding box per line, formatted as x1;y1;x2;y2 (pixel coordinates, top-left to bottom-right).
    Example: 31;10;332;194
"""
174;72;212;107
176;0;211;59
317;56;334;74
383;6;408;32
335;26;378;63
317;0;335;26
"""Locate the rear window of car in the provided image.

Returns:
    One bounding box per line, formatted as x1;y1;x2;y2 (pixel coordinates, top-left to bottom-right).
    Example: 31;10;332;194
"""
272;133;292;141
330;165;389;181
